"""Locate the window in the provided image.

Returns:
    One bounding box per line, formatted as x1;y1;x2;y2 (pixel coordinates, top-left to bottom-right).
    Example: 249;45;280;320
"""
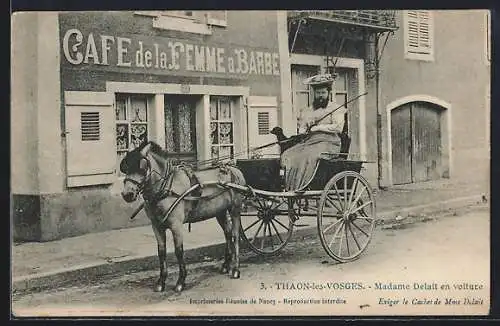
162;11;195;19
205;11;228;27
333;72;349;133
135;10;228;34
115;94;149;176
404;10;434;61
210;96;234;162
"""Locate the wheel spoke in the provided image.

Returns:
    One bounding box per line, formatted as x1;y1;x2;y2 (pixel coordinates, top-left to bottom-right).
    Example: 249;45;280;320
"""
260;224;267;250
326;195;343;213
271;198;288;210
349;200;373;215
328;219;345;249
344;220;350;256
323;217;343;234
343;176;349;211
273;218;290;231
333;183;345;210
347;186;366;212
347;178;359;214
348;221;362;250
268;223;274;250
351;219;370;237
354;216;375;221
243;218;261;232
269;219;284;244
337;221;345;257
254;198;266;210
252;220;265;244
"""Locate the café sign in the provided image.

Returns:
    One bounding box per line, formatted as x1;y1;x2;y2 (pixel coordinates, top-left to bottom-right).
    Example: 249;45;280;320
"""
62;28;281;76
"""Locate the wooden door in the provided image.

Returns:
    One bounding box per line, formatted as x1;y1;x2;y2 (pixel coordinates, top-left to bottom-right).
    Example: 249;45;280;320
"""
391;102;442;185
412;102;442;182
164;95;198;164
391;104;413;184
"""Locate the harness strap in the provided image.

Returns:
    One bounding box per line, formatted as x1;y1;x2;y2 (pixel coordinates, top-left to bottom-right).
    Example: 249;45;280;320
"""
144;163;236;229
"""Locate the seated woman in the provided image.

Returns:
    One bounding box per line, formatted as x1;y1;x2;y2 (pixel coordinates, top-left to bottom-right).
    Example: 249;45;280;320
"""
281;73;347;191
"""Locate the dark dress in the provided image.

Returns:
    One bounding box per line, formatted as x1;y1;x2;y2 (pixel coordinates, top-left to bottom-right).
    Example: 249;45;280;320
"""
281;131;341;191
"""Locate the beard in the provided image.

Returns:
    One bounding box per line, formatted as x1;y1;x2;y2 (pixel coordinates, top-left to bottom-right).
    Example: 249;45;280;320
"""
313;97;329;109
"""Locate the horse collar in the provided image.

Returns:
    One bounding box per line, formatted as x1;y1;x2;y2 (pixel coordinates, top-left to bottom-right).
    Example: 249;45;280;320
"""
143;165;183;204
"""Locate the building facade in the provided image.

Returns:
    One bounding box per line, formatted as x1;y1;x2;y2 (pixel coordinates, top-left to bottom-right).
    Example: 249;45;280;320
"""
11;10;490;242
285;10;490;188
379;10;490;186
12;11;289;241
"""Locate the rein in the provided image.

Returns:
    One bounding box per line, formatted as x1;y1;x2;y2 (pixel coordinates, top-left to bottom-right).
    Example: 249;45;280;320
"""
129;157;233;225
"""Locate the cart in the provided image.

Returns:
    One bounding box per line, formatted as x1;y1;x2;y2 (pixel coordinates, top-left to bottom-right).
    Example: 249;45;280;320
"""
230;154;376;263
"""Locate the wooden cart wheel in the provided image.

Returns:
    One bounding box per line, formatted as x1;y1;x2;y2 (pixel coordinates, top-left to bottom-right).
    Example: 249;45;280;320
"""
240;194;294;256
317;170;376;263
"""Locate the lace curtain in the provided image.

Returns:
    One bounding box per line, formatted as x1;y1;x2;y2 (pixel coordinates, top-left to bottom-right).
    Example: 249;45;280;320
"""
210;96;234;161
115;95;148;176
164;97;195;153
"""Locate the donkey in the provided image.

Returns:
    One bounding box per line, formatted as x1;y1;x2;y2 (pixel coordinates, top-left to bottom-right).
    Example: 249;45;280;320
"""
120;141;247;292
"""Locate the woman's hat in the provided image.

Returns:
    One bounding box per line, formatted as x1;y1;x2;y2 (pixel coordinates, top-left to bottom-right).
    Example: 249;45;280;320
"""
303;73;337;88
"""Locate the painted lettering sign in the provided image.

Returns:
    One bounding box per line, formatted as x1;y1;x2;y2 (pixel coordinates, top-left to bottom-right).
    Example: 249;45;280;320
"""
62;28;280;77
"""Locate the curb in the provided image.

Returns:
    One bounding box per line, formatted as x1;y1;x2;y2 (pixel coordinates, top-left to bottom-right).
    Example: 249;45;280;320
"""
12;194;486;295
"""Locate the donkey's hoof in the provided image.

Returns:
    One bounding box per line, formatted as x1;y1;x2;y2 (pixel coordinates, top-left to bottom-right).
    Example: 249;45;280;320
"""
154;283;165;292
221;266;230;274
231;269;241;279
174;283;185;293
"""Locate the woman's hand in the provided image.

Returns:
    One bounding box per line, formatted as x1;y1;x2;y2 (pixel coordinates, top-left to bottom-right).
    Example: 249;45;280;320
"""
305;116;319;130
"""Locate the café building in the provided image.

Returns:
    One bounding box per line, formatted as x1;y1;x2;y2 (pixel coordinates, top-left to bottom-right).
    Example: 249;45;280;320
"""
12;11;291;241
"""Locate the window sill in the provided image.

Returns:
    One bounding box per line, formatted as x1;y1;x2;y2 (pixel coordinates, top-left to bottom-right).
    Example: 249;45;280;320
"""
152;15;212;35
405;52;434;62
67;173;116;188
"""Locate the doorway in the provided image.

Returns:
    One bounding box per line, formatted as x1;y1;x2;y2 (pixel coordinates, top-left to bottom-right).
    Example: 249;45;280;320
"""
391;101;444;184
164;95;199;164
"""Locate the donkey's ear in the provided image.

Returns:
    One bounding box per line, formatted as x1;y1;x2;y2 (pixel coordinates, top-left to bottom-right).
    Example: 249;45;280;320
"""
140;141;152;157
119;155;129;174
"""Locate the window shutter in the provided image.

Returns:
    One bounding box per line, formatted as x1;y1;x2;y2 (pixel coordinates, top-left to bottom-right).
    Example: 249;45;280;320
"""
247;96;279;157
407;11;420;50
65;91;116;187
405;10;433;59
205;10;227;27
418;11;431;52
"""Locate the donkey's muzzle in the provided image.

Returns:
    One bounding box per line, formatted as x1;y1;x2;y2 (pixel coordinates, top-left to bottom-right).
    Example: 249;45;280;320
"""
121;191;137;203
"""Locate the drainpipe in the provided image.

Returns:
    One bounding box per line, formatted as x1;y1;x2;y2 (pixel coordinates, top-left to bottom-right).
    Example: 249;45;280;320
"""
375;33;384;189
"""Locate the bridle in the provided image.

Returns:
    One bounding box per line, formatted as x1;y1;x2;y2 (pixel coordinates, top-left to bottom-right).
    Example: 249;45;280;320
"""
123;157;153;196
123;155;178;203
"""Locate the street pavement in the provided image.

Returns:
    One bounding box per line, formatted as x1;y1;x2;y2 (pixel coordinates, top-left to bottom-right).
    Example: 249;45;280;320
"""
11;177;489;296
12;206;490;317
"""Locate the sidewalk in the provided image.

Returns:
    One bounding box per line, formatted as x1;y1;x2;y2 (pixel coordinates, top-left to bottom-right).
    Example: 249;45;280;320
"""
12;177;489;294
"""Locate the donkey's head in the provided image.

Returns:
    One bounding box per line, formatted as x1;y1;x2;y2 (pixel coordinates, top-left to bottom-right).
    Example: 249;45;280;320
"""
120;141;154;203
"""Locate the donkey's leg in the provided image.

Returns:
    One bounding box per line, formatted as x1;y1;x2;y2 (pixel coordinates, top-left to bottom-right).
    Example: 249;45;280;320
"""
229;207;242;279
216;212;232;274
170;221;187;293
152;223;168;292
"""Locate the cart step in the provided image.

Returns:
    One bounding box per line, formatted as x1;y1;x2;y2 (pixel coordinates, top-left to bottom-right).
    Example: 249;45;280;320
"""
293;223;310;227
